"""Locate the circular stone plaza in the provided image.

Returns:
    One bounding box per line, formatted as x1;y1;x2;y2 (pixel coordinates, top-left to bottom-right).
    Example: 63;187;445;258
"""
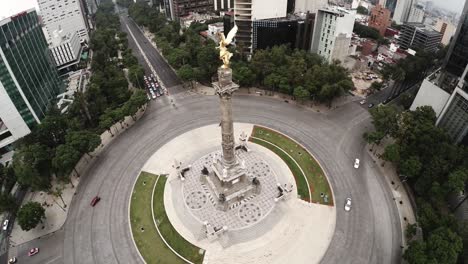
130;67;338;264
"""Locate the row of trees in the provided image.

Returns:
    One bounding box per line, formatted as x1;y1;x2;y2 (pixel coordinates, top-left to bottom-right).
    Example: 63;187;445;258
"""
365;105;467;263
128;2;354;106
9;0;147;231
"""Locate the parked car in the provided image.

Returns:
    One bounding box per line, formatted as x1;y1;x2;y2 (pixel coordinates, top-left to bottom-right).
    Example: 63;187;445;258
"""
2;219;9;231
151;92;157;100
359;100;366;105
344;198;352;212
28;248;39;256
90;196;101;207
354;159;360;169
368;103;374;108
8;257;16;263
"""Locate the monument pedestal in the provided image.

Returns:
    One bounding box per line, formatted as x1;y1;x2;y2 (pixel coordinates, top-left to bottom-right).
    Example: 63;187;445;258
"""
204;67;256;211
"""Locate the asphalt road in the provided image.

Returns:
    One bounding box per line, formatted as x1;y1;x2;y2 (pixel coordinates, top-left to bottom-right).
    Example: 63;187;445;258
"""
12;10;402;264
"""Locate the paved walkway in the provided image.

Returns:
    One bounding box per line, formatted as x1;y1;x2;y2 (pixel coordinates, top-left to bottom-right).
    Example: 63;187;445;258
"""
366;137;416;248
9;107;147;246
142;123;336;264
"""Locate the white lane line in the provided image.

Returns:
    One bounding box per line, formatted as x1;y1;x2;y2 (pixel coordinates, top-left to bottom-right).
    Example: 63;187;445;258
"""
44;255;61;264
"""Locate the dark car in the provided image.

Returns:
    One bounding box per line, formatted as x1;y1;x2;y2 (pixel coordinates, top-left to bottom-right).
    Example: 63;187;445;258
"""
90;196;101;207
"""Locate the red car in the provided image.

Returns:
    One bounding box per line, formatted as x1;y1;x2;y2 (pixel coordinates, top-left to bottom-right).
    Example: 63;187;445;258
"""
28;248;39;256
90;196;101;207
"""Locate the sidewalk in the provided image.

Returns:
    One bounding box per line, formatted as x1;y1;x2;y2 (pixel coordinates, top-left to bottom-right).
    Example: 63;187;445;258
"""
192;83;359;114
366;137;416;249
9;106;148;246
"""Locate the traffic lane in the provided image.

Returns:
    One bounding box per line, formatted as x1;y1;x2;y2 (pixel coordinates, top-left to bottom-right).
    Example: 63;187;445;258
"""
9;229;63;264
121;15;182;88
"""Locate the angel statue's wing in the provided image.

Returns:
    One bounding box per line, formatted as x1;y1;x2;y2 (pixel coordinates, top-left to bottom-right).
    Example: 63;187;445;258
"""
225;25;238;45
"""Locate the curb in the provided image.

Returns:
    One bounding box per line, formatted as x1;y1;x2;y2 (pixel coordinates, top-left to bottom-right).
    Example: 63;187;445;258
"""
151;175;195;264
250;136;312;203
252;125;335;206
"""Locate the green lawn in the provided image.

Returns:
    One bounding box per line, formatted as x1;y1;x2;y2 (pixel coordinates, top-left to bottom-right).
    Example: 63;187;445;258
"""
250;138;310;200
251;126;334;205
130;171;185;264
153;176;205;264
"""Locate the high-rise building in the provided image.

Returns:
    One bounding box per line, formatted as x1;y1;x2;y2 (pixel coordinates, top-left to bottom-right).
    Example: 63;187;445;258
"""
214;0;234;11
0;10;63;153
443;2;468;84
407;3;424;23
398;23;442;52
252;13;315;51
434;19;457;46
393;0;414;24
234;0;288;54
368;4;391;36
410;1;468;144
49;31;83;71
385;0;398;16
310;7;356;63
38;0;89;43
170;0;214;18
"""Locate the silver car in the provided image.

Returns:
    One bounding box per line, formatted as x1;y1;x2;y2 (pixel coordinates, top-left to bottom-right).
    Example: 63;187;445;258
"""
344;198;352;212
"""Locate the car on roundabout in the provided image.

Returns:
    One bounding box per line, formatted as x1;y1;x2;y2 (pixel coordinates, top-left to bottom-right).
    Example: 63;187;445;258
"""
354;158;360;169
90;196;101;207
28;248;39;256
344;198;352;212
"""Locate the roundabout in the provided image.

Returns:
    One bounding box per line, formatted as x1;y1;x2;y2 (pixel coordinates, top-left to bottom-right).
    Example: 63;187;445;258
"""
134;123;336;263
61;92;401;264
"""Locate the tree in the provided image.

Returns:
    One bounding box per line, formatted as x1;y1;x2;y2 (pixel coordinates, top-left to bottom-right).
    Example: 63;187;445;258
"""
406;223;417;240
13;144;52;191
370;81;383;91
52;144;82;178
233;63;256;87
382;144;400;163
293;86;310;103
128;65;145;88
369;105;398;136
425;227;463;264
66;131;101;158
399;156;422;179
357;6;369;15
17;201;46;231
445;169;468;194
403;240;428;264
0;193;17;213
177;64;196;89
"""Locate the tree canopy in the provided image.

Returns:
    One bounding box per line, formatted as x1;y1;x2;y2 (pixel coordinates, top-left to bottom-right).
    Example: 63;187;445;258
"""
17;201;45;231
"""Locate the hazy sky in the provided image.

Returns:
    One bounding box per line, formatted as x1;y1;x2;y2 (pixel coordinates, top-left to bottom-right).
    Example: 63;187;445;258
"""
0;0;39;20
0;0;466;20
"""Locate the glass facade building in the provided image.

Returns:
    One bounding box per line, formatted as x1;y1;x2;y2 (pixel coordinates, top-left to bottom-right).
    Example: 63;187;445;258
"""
0;9;62;129
444;2;468;85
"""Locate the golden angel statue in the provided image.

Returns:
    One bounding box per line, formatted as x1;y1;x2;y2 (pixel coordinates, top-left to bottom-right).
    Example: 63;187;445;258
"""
217;25;238;69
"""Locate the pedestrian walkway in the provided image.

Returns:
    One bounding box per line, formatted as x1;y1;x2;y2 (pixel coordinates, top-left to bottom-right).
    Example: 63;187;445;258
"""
366;137;416;249
9;107;148;246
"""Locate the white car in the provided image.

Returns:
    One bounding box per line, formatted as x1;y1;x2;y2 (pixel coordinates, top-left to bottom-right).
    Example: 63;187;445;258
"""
344;198;352;212
354;159;360;169
2;219;9;231
8;257;16;263
150;92;156;100
360;100;366;105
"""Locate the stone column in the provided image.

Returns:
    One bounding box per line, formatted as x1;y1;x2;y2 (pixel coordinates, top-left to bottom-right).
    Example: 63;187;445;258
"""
213;67;239;167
